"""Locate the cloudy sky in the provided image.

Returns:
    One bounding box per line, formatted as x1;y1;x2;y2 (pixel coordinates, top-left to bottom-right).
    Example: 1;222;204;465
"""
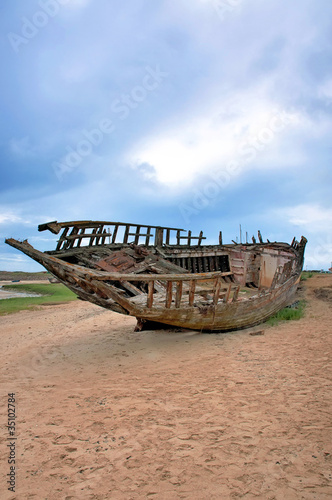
1;0;331;271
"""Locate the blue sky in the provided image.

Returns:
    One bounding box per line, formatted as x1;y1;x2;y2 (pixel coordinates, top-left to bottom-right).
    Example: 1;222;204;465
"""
1;0;331;271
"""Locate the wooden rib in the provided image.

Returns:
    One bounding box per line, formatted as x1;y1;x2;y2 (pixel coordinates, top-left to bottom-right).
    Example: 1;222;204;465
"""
166;282;173;308
175;281;183;308
147;281;154;308
189;280;196;306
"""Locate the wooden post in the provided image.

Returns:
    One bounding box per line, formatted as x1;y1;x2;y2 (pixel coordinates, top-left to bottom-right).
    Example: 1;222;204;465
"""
95;225;104;245
189;280;196;306
223;283;232;303
134;225;141;245
258;230;263;244
219;231;223;245
232;285;240;302
76;228;85;248
123;225;130;244
111;224;118;244
56;226;69;251
155;228;163;246
147;281;154;308
101;229;107;245
175;281;183;308
70;227;79;248
187;230;192;246
176;229;181;245
166;229;170;245
166;281;173;308
198;231;203;246
145;227;151;246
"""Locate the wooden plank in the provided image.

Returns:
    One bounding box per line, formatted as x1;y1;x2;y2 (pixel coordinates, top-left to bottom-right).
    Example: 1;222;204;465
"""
189;280;196;306
166;281;173;308
121;281;144;296
147;281;154;308
213;277;222;305
203;256;209;272
92;270;233;282
175;281;183;308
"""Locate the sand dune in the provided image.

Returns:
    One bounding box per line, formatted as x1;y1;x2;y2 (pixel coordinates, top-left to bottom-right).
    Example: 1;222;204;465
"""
0;274;331;499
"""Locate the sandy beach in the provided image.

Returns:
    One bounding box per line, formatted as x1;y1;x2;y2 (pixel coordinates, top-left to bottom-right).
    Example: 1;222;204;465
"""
0;274;331;499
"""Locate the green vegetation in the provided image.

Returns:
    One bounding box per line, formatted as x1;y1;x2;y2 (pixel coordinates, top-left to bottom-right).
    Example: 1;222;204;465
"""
265;300;305;327
0;283;77;316
301;271;314;281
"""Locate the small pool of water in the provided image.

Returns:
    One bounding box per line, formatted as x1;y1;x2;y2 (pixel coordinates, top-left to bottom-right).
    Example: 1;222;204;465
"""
0;286;42;300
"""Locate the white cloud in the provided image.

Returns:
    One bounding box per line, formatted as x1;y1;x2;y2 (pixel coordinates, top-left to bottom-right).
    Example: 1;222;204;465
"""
279;204;332;232
9;137;37;159
128;94;302;186
0;213;27;225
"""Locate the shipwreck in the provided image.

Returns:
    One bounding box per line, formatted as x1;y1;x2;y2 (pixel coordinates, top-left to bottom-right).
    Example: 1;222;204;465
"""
6;220;307;332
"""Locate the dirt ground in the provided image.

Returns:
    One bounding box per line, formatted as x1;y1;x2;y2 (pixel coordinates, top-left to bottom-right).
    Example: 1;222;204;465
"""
0;274;331;499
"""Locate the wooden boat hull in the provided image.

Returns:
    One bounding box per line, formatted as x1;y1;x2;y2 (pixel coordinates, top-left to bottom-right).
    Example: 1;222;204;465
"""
5;220;307;332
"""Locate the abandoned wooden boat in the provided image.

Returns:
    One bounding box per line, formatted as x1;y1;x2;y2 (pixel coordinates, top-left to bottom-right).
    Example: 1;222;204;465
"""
5;220;307;332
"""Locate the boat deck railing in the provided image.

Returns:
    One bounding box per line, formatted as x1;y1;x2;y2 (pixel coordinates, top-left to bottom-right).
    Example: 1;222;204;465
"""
93;270;242;309
39;221;207;251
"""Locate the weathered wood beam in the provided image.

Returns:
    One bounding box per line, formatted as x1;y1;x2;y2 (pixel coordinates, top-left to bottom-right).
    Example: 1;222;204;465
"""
223;283;232;303
189;280;196;306
166;282;173;308
147;281;154;308
232;285;240;302
213;277;222;305
175;281;183;308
